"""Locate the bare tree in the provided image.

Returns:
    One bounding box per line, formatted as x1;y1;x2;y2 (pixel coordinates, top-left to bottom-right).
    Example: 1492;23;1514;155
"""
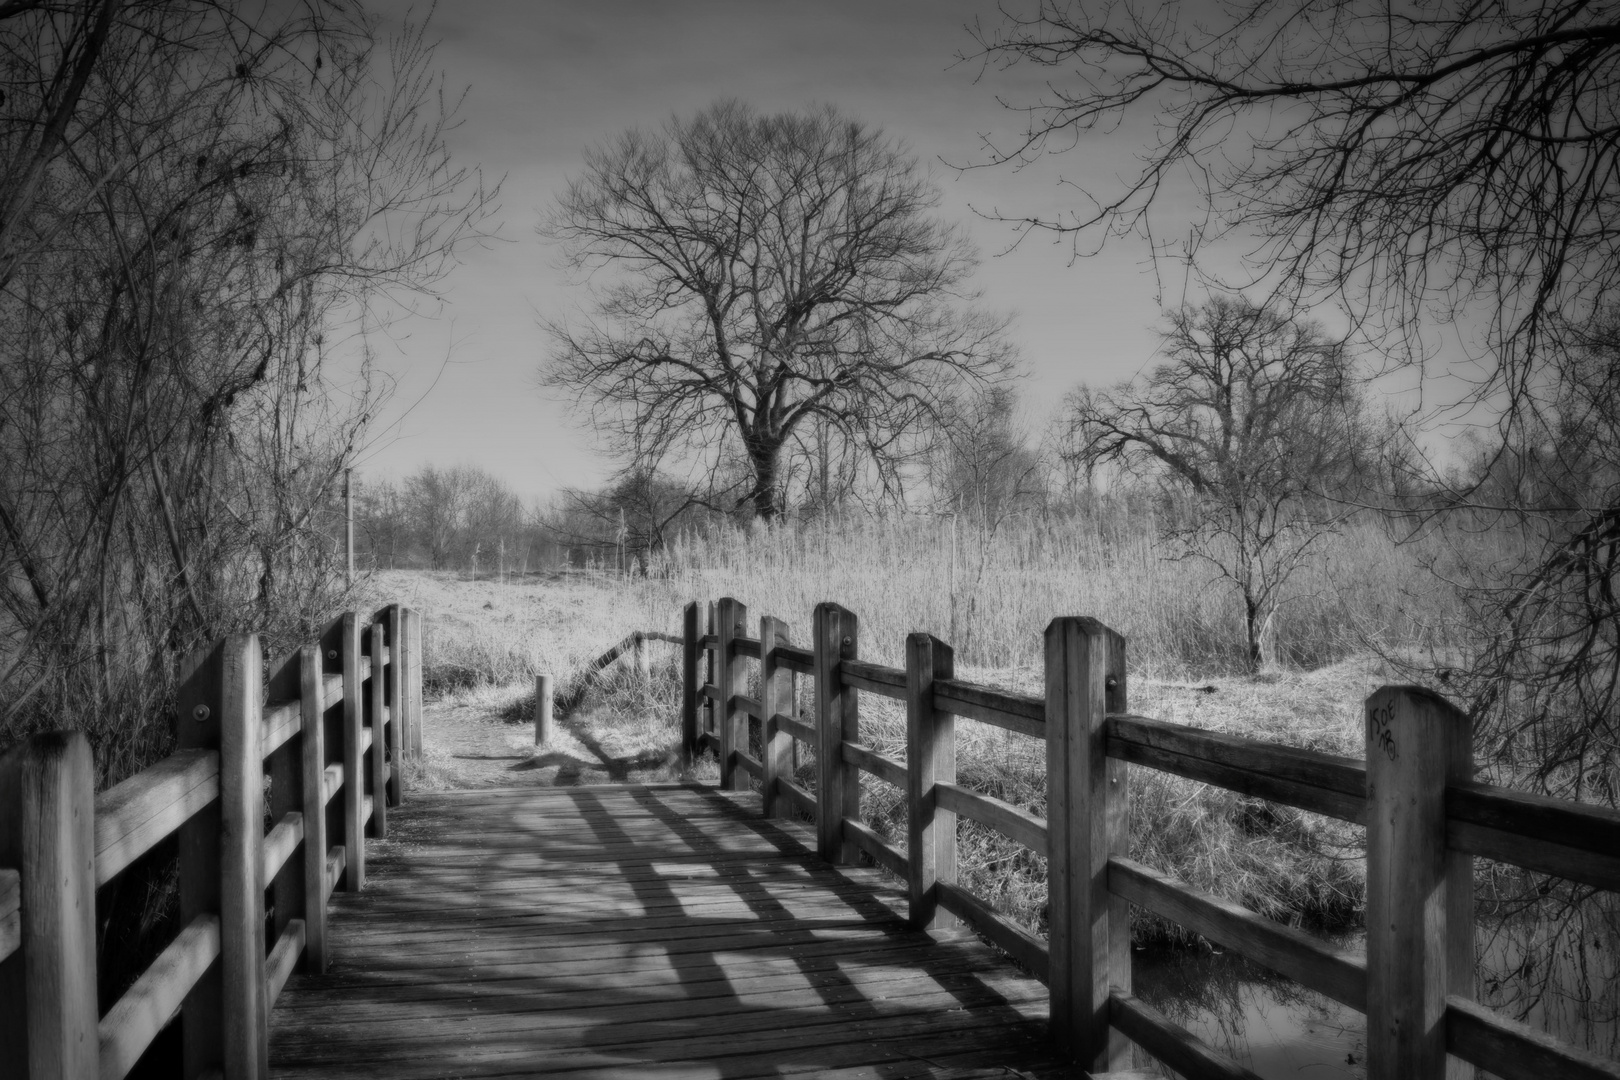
542;100;1017;520
969;0;1620;403
931;385;1046;522
1060;297;1366;669
0;2;496;768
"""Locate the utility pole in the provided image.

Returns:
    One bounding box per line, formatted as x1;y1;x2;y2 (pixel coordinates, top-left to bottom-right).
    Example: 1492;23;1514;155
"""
345;469;354;588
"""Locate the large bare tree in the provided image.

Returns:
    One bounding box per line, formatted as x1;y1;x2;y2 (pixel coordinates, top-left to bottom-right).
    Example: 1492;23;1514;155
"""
1061;296;1366;668
542;100;1016;520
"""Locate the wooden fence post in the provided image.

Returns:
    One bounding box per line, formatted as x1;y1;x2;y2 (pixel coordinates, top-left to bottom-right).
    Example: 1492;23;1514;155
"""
716;597;749;791
374;605;401;807
405;607;424;761
366;621;389;840
1365;686;1473;1080
760;615;795;819
906;633;958;931
635;631;650;681
814;602;860;865
681;601;700;771
705;601;717;743
337;613;365;891
297;643;329;973
0;732;98;1080
533;674;554;746
178;635;268;1079
1045;617;1129;1071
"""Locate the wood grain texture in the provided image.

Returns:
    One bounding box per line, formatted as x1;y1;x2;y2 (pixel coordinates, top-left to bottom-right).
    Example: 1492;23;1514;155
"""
1044;617;1130;1071
935;882;1048;984
299;643;329;975
717;597;749;792
934;783;1047;855
815;603;860;866
907;633;956;931
94;748;219;886
1107;856;1366;1011
759;615;795;820
267;785;1062;1080
933;680;1044;739
0;732;99;1080
1107;714;1367;824
841;741;908;789
1364;686;1471;1080
1109;991;1263;1080
0;869;18;964
841;659;906;699
1445;995;1620;1080
1447;781;1620;890
218;634;268;1080
681;602;700;771
338;613;365;891
366;621;389;840
99;915;221;1080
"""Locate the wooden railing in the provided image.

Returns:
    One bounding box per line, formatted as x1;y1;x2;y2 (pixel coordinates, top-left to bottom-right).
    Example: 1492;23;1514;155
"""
682;597;1620;1080
0;604;423;1080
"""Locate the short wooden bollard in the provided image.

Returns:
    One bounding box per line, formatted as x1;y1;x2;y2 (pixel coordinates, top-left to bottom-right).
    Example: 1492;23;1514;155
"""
534;674;554;745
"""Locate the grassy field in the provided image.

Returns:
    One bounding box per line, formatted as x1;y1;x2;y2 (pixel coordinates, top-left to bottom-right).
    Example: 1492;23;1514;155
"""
384;510;1477;945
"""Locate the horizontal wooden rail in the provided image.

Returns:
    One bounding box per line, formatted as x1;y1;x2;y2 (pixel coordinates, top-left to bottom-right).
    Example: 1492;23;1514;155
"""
261;813;304;886
734;750;763;782
0;868;18;963
1445;995;1620;1080
678;597;1620;1079
94;749;220;887
841;740;907;788
844;818;908;878
266;919;307;1009
776;644;814;674
263;701;300;756
1107;713;1367;824
935;782;1047;854
934;679;1043;739
776;714;816;745
841;658;906;698
1107;856;1366;1012
1110;990;1263;1080
698;730;720;754
777;777;817;818
936;881;1049;983
97;914;221;1080
1448;781;1620;892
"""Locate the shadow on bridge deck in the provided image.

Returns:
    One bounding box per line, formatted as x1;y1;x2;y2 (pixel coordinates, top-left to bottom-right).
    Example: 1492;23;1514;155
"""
267;783;1077;1079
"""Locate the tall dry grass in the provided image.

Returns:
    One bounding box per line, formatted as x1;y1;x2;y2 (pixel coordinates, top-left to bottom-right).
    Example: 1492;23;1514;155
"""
406;507;1501;946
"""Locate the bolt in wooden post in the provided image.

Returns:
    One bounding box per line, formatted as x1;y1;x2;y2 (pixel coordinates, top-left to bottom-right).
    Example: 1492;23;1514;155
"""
534;675;553;745
814;602;860;865
366;621;388;839
297;644;329;973
760;615;795;818
906;633;958;931
716;597;749;791
0;732;98;1080
337;613;365;891
1365;686;1473;1080
681;601;700;771
1045;617;1129;1071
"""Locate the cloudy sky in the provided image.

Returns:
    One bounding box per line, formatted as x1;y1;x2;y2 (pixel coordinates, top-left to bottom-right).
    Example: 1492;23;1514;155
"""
353;1;1205;500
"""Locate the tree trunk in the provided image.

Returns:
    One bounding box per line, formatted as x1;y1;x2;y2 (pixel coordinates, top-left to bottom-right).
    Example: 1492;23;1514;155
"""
1244;593;1263;672
749;444;782;521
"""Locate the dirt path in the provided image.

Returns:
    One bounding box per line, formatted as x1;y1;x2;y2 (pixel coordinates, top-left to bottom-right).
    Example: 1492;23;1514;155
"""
411;689;692;791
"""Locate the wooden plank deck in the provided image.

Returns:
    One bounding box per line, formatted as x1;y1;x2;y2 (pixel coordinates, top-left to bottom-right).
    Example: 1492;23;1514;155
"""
268;783;1074;1079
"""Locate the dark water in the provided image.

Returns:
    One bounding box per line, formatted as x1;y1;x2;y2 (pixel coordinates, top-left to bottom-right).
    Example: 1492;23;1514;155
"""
1134;897;1620;1079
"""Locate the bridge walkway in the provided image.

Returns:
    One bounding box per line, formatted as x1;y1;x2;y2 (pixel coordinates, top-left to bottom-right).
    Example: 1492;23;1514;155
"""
267;783;1078;1080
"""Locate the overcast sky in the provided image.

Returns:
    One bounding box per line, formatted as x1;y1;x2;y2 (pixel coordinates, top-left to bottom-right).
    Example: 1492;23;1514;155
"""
351;1;1213;501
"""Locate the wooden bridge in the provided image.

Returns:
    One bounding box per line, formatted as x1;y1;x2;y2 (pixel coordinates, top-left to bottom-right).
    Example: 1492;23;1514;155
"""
3;596;1620;1080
